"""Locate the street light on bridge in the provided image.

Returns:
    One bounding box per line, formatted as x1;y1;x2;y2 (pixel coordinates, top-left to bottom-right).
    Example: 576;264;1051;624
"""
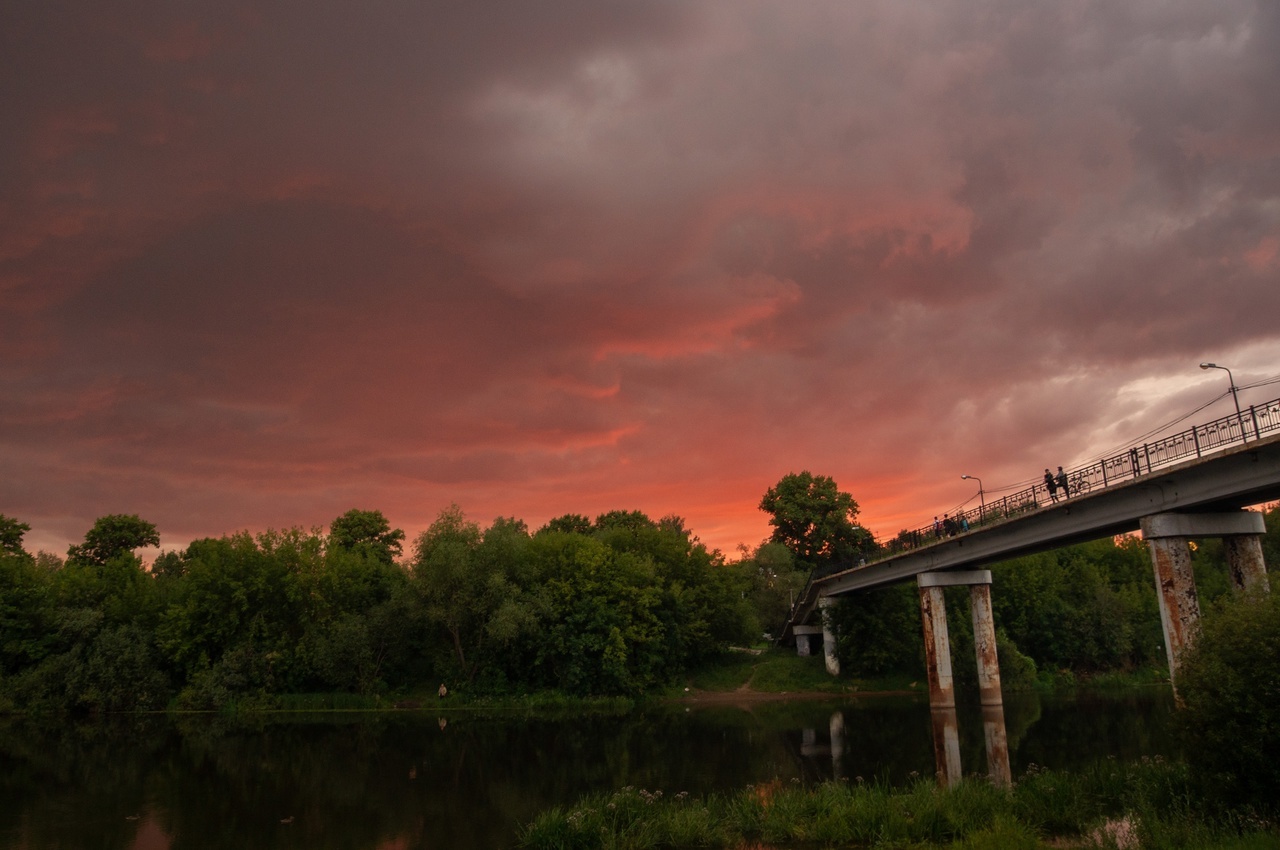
961;474;985;523
1200;362;1248;442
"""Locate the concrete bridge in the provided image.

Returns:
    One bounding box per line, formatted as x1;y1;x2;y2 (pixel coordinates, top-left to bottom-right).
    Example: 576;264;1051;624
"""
783;400;1280;781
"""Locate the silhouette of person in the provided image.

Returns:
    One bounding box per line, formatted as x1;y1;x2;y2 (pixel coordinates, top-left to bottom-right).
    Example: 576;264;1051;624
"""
934;516;942;539
1044;468;1059;502
1056;466;1069;497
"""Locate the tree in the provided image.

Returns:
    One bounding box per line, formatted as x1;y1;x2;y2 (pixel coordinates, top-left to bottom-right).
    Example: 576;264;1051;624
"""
66;515;159;566
538;514;593;536
1177;590;1280;813
410;505;495;683
0;514;32;559
328;509;405;564
759;472;874;573
737;542;808;638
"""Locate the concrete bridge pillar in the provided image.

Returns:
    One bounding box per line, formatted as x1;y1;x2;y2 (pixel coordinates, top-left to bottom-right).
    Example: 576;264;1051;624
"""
969;582;1003;706
917;580;954;708
1140;510;1269;683
917;570;1000;708
793;625;822;658
1225;534;1269;593
819;597;841;676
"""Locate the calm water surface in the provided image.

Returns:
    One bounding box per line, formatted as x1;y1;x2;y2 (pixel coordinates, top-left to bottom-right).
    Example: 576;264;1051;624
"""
0;688;1177;849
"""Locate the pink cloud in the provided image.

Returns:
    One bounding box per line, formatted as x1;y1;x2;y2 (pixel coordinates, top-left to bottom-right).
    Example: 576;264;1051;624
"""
3;0;1280;559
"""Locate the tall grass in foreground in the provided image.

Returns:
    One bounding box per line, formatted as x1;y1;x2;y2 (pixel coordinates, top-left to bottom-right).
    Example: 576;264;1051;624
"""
521;758;1277;849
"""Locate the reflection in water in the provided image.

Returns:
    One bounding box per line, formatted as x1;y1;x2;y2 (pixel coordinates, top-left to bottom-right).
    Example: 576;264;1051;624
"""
930;708;962;787
829;711;844;779
928;704;1012;787
0;689;1177;850
982;704;1012;787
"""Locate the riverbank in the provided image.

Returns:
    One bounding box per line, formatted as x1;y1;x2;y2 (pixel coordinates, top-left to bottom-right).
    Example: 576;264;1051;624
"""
520;758;1278;850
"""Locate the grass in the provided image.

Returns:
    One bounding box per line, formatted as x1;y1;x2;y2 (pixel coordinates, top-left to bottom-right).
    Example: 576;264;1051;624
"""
682;647;926;697
520;757;1280;849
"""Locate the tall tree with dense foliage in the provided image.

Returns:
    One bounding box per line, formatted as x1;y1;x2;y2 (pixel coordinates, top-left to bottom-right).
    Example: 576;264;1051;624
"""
410;505;509;684
759;472;875;574
328;509;405;565
0;514;32;559
66;514;159;565
0;515;51;679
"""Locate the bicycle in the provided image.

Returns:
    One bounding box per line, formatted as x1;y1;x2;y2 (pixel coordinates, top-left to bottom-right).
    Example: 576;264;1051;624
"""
1066;472;1092;497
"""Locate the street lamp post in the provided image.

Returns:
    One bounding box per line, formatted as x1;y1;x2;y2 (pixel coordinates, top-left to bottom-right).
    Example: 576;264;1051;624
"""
961;474;985;524
1200;362;1248;441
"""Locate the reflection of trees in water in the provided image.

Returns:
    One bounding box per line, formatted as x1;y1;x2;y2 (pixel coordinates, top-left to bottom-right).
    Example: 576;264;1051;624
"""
0;691;1181;850
1007;689;1179;772
0;716;174;850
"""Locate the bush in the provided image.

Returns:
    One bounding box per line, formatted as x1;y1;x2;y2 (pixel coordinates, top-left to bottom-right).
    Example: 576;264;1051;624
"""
1175;589;1280;814
996;632;1038;690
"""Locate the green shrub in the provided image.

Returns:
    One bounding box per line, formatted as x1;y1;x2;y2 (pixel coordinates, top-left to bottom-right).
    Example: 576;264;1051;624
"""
1175;590;1280;814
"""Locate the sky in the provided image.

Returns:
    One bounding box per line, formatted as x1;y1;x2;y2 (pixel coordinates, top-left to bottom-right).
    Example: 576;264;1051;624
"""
4;1;1280;560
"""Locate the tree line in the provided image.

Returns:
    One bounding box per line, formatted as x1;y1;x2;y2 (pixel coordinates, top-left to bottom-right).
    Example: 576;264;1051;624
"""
3;470;1276;712
0;506;768;711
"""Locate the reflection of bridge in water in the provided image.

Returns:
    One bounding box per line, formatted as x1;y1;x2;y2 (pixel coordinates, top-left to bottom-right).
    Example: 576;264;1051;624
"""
797;706;1011;787
784;398;1280;785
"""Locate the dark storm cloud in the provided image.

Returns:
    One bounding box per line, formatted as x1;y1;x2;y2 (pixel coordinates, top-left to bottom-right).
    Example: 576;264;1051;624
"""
3;0;1279;555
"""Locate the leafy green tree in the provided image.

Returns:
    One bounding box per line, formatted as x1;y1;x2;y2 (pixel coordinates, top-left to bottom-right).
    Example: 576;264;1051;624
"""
828;583;922;677
759;472;874;574
156;532;309;700
538;514;593;535
410;505;508;684
1177;590;1280;813
523;531;664;695
0;545;54;675
991;537;1161;674
737;542;807;639
328;509;405;565
66;514;159;565
0;514;32;559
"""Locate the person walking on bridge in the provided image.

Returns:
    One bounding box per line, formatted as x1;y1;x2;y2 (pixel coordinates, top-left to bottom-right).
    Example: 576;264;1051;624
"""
1056;466;1069;498
1044;468;1059;502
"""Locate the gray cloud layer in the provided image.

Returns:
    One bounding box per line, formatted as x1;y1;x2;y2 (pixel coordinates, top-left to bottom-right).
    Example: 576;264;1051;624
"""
3;1;1278;553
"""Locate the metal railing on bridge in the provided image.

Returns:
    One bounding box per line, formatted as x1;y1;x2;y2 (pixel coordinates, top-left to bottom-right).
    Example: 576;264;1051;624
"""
879;394;1280;557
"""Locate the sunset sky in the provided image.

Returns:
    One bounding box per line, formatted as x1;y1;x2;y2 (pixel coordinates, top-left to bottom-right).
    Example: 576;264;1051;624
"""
4;1;1280;559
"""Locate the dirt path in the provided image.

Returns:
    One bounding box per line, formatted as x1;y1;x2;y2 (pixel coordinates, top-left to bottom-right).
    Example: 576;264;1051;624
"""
672;660;859;706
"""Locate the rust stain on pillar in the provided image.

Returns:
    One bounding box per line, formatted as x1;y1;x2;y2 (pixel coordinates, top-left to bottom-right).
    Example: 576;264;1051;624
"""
969;583;1003;706
918;585;954;708
1226;536;1270;594
1148;535;1201;683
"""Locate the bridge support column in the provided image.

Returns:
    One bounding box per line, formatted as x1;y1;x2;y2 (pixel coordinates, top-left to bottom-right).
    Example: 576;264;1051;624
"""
1225;534;1269;593
819;597;840;676
918;582;954;708
793;626;822;658
1140;511;1268;682
970;582;1003;706
918;570;1000;709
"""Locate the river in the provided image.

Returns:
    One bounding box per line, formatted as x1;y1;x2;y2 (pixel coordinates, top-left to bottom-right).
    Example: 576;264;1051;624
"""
0;688;1177;849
